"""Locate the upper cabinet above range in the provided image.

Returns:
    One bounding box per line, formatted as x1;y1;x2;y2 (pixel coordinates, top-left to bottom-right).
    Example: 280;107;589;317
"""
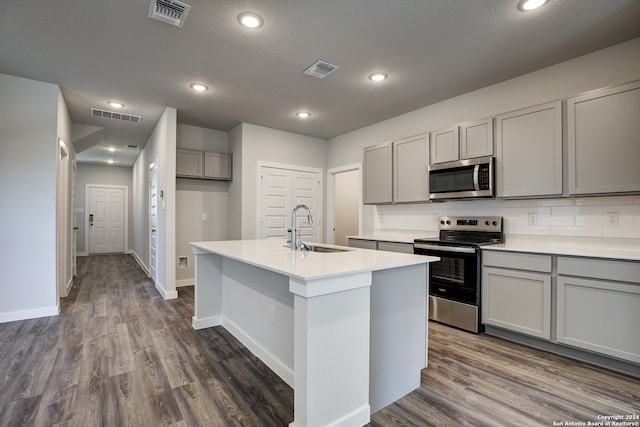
568;80;640;196
430;117;494;165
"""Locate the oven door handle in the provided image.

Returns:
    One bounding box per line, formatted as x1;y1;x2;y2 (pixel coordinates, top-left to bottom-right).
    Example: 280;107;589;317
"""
413;243;476;254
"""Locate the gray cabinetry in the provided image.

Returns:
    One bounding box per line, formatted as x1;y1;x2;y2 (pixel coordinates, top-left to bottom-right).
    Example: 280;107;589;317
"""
364;133;429;204
176;148;203;177
556;257;640;364
176;148;232;180
568;80;640;195
348;238;378;250
430;126;459;164
496;101;563;198
363;142;393;204
348;238;414;254
482;251;552;340
393;134;429;203
460;118;494;160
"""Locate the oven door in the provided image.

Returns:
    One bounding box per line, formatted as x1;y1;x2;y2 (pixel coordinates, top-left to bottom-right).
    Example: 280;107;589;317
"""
413;243;478;305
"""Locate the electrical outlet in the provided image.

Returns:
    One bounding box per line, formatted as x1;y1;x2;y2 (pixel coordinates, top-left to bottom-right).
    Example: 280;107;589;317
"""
270;306;276;324
605;212;619;227
202;212;208;221
528;213;538;225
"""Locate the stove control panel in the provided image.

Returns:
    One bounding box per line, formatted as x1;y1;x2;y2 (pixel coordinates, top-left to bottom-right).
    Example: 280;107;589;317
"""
439;216;502;232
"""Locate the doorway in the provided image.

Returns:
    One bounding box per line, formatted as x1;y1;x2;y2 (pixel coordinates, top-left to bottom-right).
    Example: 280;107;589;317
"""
327;164;362;246
149;162;159;284
86;185;127;254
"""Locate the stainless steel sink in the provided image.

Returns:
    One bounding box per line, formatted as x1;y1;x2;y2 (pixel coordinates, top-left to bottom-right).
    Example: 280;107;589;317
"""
308;245;350;253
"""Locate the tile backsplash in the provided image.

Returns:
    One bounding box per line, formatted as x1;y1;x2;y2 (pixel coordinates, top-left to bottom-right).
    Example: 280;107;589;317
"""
373;195;640;239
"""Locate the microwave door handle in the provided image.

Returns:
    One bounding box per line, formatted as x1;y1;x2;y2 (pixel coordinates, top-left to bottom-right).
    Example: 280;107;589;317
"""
473;164;480;191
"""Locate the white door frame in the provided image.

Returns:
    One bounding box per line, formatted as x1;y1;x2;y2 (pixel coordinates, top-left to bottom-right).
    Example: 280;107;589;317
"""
257;161;324;241
148;161;158;284
85;184;129;254
326;163;363;245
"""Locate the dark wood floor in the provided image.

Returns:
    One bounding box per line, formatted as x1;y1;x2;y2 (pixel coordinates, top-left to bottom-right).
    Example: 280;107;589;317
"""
0;254;638;426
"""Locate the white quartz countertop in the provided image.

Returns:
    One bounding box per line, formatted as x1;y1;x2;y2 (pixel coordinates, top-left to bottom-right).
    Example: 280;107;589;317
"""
347;231;437;244
482;235;640;261
190;239;439;281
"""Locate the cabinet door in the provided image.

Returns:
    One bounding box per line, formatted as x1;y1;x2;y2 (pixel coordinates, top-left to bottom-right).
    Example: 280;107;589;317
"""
176;148;203;177
568;81;640;195
393;133;429;203
363;142;393;204
482;267;551;339
557;276;640;364
496;101;563;198
348;238;378;250
204;152;232;180
377;241;414;254
460;118;493;160
429;126;459;164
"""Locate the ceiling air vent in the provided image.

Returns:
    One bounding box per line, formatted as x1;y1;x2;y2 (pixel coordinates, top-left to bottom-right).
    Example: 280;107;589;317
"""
126;145;140;150
147;0;191;28
91;108;142;124
303;60;339;79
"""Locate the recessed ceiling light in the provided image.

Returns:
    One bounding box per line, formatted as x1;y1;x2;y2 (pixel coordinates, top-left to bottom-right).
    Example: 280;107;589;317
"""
108;101;124;108
518;0;548;11
369;72;388;82
108;146;116;152
190;83;208;92
296;112;311;119
107;159;114;164
237;12;263;28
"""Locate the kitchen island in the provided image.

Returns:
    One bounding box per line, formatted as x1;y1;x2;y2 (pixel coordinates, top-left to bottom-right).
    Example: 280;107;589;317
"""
190;239;438;427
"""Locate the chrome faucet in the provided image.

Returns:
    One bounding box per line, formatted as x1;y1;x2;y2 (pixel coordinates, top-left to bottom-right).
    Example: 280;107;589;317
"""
289;204;314;250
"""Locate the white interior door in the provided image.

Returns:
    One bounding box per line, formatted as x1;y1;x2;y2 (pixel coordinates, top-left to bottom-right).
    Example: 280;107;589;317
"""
89;186;125;254
149;163;159;283
259;165;322;242
71;161;77;275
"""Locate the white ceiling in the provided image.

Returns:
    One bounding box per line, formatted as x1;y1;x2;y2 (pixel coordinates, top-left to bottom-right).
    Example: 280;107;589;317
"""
1;0;640;166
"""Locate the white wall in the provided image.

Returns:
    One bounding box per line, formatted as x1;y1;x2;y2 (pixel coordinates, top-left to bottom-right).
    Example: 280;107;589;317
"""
230;123;327;239
176;124;229;285
132;107;177;299
76;164;133;254
0;73;60;321
326;37;640;238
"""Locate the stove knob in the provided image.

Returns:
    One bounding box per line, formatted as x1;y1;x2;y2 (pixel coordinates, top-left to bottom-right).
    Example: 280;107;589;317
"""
446;220;451;225
493;221;498;226
485;220;491;226
440;220;445;225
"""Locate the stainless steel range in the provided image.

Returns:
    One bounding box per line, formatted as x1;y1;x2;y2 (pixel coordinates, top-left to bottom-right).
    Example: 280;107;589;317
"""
413;216;504;333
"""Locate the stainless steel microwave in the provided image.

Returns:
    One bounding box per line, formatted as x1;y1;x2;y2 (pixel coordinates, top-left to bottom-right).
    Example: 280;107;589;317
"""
428;156;494;200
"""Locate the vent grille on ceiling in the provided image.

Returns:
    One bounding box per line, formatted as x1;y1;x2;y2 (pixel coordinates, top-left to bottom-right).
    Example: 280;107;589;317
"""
91;108;142;124
147;0;191;28
126;145;140;150
303;60;339;79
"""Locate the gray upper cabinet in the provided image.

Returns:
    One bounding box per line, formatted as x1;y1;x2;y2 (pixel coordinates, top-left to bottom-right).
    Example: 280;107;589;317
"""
176;148;203;177
176;148;232;181
568;80;640;195
496;101;563;198
460;118;494;160
429;126;459;164
430;118;494;165
393;133;429;203
363;142;393;204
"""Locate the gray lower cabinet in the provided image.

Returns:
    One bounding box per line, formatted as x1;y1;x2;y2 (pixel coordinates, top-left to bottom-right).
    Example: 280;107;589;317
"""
556;257;640;364
495;101;563;198
348;238;378;250
568;80;640;195
482;251;552;340
348;238;414;254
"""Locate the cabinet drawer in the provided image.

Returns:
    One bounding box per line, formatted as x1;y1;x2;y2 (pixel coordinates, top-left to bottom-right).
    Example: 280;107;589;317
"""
483;251;552;273
378;241;414;254
348;238;378;250
558;257;640;284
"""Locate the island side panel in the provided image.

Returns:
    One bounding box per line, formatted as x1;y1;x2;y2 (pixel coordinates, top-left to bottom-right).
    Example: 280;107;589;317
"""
221;257;295;387
290;273;372;427
192;249;224;329
370;263;427;413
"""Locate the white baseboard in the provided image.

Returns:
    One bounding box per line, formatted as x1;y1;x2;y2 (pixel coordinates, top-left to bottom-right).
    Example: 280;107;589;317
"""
192;314;222;330
129;250;150;276
0;305;59;323
154;280;178;300
176;278;194;288
223;317;294;388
